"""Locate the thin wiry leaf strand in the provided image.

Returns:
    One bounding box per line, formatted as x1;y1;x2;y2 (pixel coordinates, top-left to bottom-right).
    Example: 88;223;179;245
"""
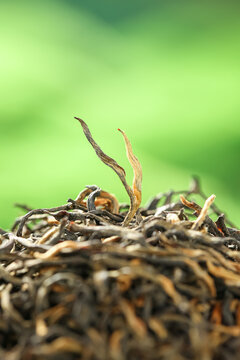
118;128;142;226
75;118;134;224
192;194;216;230
117;129;142;195
75;117;126;178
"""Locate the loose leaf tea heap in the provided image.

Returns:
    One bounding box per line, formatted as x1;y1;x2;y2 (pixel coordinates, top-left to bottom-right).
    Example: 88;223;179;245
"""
0;120;240;360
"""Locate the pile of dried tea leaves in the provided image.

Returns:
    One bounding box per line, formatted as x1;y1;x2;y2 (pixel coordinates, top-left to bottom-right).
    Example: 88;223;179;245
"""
1;182;240;360
0;120;240;360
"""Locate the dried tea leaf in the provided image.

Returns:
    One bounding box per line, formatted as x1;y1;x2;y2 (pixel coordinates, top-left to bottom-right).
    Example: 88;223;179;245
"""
149;317;168;339
34;240;96;259
207;261;240;286
75;186;119;213
211;301;222;325
183;258;216;297
118;128;142;225
192;194;216;230
75;117;126;179
120;298;147;338
180;195;201;213
32;337;82;355
75;117;142;225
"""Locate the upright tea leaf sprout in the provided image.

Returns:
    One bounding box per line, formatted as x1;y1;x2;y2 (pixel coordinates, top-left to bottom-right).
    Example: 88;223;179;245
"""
75;117;142;226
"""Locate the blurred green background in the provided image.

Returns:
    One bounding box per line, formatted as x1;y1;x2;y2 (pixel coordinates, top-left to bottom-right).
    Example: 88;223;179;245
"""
0;0;239;229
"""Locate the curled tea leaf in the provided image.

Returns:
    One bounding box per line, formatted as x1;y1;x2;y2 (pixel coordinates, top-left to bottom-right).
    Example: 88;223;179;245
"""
75;186;119;213
180;195;201;213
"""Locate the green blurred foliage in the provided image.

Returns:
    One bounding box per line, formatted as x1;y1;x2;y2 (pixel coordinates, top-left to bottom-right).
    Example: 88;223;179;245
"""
0;0;239;229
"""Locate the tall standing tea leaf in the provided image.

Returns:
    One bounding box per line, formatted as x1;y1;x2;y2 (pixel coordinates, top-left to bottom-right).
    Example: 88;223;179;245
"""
75;117;142;225
118;128;142;225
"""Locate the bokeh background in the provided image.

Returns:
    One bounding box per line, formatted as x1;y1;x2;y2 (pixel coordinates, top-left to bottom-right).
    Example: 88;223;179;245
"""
0;0;240;229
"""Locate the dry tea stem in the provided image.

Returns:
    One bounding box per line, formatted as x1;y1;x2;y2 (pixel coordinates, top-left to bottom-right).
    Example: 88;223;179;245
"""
192;194;216;230
75;117;142;226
